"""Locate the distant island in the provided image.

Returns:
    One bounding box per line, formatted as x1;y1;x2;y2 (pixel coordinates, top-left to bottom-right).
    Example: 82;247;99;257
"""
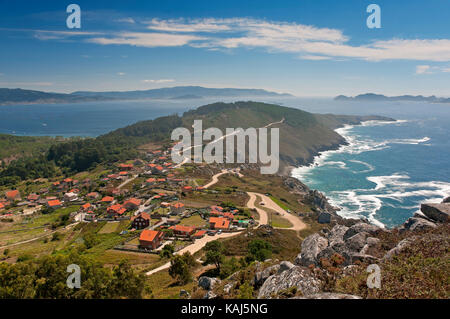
0;86;292;105
335;93;450;103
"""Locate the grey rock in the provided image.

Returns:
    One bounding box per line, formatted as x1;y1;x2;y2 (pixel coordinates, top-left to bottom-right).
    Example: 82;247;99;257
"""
366;237;380;247
345;232;369;252
253;265;280;287
403;216;437;232
203;291;217;299
420;203;450;222
318;212;331;224
179;289;190;298
382;236;419;260
343;222;381;240
443;197;450;203
223;283;234;294
295;234;328;266
198;276;221;290
327;224;349;247
278;261;295;273
257;266;321;299
292;292;362;299
350;253;379;264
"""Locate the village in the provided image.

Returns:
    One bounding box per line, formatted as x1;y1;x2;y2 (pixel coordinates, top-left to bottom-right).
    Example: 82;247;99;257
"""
0;143;263;258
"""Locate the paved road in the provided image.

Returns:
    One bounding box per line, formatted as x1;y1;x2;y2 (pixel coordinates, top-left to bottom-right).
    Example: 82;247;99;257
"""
145;231;242;276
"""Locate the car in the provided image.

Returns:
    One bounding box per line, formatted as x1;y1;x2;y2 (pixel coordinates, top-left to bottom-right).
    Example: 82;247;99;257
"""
217;230;222;234
259;202;265;205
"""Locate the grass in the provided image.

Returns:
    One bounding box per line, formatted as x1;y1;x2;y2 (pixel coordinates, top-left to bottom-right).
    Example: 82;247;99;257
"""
179;214;207;227
145;270;196;299
98;222;120;234
254;195;293;229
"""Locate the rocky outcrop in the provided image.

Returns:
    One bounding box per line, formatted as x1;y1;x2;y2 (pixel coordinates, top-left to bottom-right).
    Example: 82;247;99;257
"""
296;223;381;267
401;216;437;232
318;212;331;224
198;276;221;291
443;197;450;203
278;261;295;273
292;293;362;299
257;266;321;299
253;265;280;287
295;234;328;266
343;222;381;240
420;203;450;223
382;236;419;260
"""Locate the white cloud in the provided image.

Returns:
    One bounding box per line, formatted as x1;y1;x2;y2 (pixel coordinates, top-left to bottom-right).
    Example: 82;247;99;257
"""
0;81;53;86
88;32;204;47
117;72;126;76
298;55;332;61
142;79;175;83
416;65;432;74
116;17;136;24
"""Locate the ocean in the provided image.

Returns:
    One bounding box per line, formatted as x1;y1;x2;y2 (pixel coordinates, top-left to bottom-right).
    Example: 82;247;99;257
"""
1;97;449;227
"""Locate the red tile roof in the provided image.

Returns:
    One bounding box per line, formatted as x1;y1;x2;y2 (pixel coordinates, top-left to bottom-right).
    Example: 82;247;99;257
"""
169;225;196;234
140;229;163;242
124;198;141;206
209;217;230;229
171;202;185;208
136;212;150;220
48;199;62;207
193;230;206;237
6;190;20;199
101;196;114;202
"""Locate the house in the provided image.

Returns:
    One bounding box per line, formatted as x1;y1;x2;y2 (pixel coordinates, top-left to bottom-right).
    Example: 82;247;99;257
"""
171;202;185;215
169;225;196;237
192;230;207;239
27;193;40;202
209;217;230;230
119;171;129;177
6;190;21;201
0;203;5;211
118;163;134;171
47;199;62;209
139;229;164;250
101;196;114;204
81;203;92;211
63;178;73;185
182;186;193;192
123;198;141;211
146;178;156;186
64;192;78;202
87;192;100;199
132;212;151;229
107;204;127;217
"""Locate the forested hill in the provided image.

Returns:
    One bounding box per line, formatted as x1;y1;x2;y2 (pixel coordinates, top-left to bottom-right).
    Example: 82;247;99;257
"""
0;101;393;185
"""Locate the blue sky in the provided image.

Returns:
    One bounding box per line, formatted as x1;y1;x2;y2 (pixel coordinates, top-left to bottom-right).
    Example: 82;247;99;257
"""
0;0;449;96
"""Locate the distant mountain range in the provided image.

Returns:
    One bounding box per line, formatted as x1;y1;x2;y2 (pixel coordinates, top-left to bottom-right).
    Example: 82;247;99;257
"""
0;86;292;105
335;93;450;103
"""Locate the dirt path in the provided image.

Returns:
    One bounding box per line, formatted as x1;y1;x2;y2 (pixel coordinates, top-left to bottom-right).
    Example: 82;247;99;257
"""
203;169;229;189
246;192;306;231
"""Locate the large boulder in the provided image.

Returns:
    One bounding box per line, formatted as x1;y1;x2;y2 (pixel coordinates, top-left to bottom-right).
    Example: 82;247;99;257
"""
382;236;418;260
343;222;381;240
295;234;328;266
345;232;369;252
318;212;331;224
402;216;437;232
278;261;295;273
327;224;349;247
257;266;321;299
253;265;280;287
292;293;362;299
198;276;221;291
420;203;450;222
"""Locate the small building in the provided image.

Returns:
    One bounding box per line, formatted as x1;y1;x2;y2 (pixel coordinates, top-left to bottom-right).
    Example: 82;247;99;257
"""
87;192;100;199
6;190;21;202
132;212;151;229
171;202;185;215
169;225;196;237
101;196;114;204
123;198;141;211
192;230;207;239
81;203;92;211
47;199;62;209
146;178;156;186
64;192;78;202
118;163;134;171
107;204;127;217
209;217;230;230
27;193;40;202
139;229;164;250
